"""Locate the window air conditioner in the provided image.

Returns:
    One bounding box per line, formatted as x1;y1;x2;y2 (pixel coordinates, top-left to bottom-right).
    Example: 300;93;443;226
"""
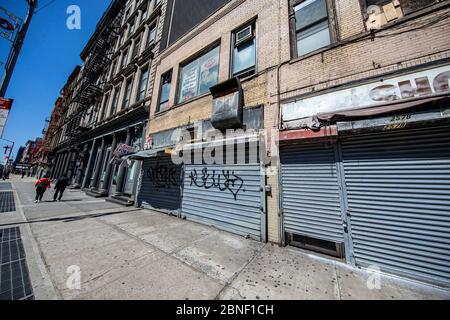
366;1;403;30
235;25;253;46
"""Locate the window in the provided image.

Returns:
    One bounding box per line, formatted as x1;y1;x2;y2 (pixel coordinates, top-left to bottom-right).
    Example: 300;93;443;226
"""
100;94;110;121
158;70;172;112
294;0;331;56
178;46;220;104
141;5;148;23
122;78;133;108
124;8;131;23
133;38;141;58
232;22;256;77
119;31;125;46
110;88;119;116
129;18;136;35
147;24;157;47
110;60;117;79
121;49;129;68
136;67;149;101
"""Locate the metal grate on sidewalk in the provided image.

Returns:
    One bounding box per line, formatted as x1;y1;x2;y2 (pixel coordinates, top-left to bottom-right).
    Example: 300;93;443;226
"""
0;192;15;213
0;183;12;191
0;227;34;300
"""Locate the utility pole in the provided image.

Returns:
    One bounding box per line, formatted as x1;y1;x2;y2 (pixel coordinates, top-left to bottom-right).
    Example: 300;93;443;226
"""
0;0;38;97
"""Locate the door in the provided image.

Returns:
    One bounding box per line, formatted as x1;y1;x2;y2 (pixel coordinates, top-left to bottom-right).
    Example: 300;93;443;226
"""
90;149;101;187
138;156;182;214
123;161;137;195
99;147;112;185
109;164;120;195
341;126;450;286
182;164;265;241
280;143;346;256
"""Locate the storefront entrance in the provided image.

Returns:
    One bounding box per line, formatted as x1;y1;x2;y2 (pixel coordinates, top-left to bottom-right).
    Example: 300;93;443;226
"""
281;125;450;286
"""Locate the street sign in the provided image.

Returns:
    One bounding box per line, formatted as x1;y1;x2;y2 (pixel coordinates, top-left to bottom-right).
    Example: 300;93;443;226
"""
0;6;21;42
0;97;13;138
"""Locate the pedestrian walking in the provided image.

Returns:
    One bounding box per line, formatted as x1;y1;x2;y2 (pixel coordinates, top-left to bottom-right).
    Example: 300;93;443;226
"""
35;175;51;203
21;170;26;178
53;176;69;202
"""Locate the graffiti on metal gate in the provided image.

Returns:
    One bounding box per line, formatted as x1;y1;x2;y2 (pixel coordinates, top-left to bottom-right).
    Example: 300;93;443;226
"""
189;168;245;200
147;165;178;190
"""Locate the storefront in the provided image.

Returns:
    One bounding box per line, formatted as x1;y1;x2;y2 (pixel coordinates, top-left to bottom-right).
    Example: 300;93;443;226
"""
137;153;183;215
180;134;266;241
133;89;267;240
82;123;144;205
280;63;450;286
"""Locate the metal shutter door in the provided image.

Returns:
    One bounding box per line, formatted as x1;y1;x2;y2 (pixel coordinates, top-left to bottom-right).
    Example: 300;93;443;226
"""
341;127;450;286
138;157;182;214
182;164;264;241
281;144;345;243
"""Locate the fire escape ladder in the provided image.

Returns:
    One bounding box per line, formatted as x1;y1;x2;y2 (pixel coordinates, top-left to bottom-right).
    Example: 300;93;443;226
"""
65;0;126;142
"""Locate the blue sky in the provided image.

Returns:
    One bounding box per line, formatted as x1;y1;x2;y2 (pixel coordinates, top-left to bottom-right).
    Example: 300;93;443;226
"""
0;0;111;160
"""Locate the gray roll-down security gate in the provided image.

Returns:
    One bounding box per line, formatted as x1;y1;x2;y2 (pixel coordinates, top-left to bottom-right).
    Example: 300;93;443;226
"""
138;156;182;215
280;143;346;249
341;126;450;286
182;164;266;241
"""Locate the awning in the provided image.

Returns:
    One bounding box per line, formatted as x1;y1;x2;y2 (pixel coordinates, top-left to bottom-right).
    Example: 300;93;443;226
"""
122;147;168;160
315;95;450;122
182;133;261;151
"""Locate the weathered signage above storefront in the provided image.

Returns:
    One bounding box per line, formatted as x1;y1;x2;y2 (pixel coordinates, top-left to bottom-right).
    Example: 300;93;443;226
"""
282;64;450;123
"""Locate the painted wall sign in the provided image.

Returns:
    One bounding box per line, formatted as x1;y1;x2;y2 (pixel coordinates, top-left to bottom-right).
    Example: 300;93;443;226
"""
282;64;450;122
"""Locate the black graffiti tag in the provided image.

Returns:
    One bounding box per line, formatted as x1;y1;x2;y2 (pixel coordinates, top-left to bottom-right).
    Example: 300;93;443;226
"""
147;165;178;190
189;167;245;200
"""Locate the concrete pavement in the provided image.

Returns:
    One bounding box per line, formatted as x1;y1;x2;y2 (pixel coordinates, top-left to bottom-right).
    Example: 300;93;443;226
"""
1;175;449;300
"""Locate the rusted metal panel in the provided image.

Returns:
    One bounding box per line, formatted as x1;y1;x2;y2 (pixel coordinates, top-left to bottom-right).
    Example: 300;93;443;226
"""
279;126;337;142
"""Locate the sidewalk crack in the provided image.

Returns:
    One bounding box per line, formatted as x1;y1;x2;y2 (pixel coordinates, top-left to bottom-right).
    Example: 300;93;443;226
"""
213;242;268;300
333;263;342;300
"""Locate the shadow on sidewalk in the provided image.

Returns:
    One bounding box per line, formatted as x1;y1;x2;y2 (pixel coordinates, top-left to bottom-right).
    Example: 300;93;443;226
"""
0;208;141;228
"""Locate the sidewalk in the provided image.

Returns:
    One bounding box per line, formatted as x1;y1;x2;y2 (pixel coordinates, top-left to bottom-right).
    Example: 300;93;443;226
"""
1;175;449;300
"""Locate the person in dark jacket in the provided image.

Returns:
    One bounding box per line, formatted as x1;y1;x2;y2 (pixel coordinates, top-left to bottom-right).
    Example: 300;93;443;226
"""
54;176;69;201
35;175;51;203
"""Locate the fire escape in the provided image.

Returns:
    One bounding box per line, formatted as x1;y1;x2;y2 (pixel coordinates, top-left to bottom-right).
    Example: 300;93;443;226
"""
64;0;126;142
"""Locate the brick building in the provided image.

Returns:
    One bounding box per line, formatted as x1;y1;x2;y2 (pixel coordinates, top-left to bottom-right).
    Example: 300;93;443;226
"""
51;0;168;205
41;0;450;287
131;0;450;286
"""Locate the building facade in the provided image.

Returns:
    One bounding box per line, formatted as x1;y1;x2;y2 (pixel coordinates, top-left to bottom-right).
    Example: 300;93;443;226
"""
276;0;450;287
51;0;168;205
42;0;450;287
131;0;450;287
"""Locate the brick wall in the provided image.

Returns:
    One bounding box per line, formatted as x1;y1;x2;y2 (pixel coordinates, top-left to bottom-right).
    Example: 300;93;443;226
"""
279;4;450;102
146;0;450;244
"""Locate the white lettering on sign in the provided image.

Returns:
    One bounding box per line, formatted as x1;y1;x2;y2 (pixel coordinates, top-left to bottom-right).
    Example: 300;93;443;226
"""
282;64;450;122
113;143;135;158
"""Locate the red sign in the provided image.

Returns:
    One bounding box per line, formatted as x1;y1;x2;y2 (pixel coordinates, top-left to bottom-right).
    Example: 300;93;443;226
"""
0;98;13;110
